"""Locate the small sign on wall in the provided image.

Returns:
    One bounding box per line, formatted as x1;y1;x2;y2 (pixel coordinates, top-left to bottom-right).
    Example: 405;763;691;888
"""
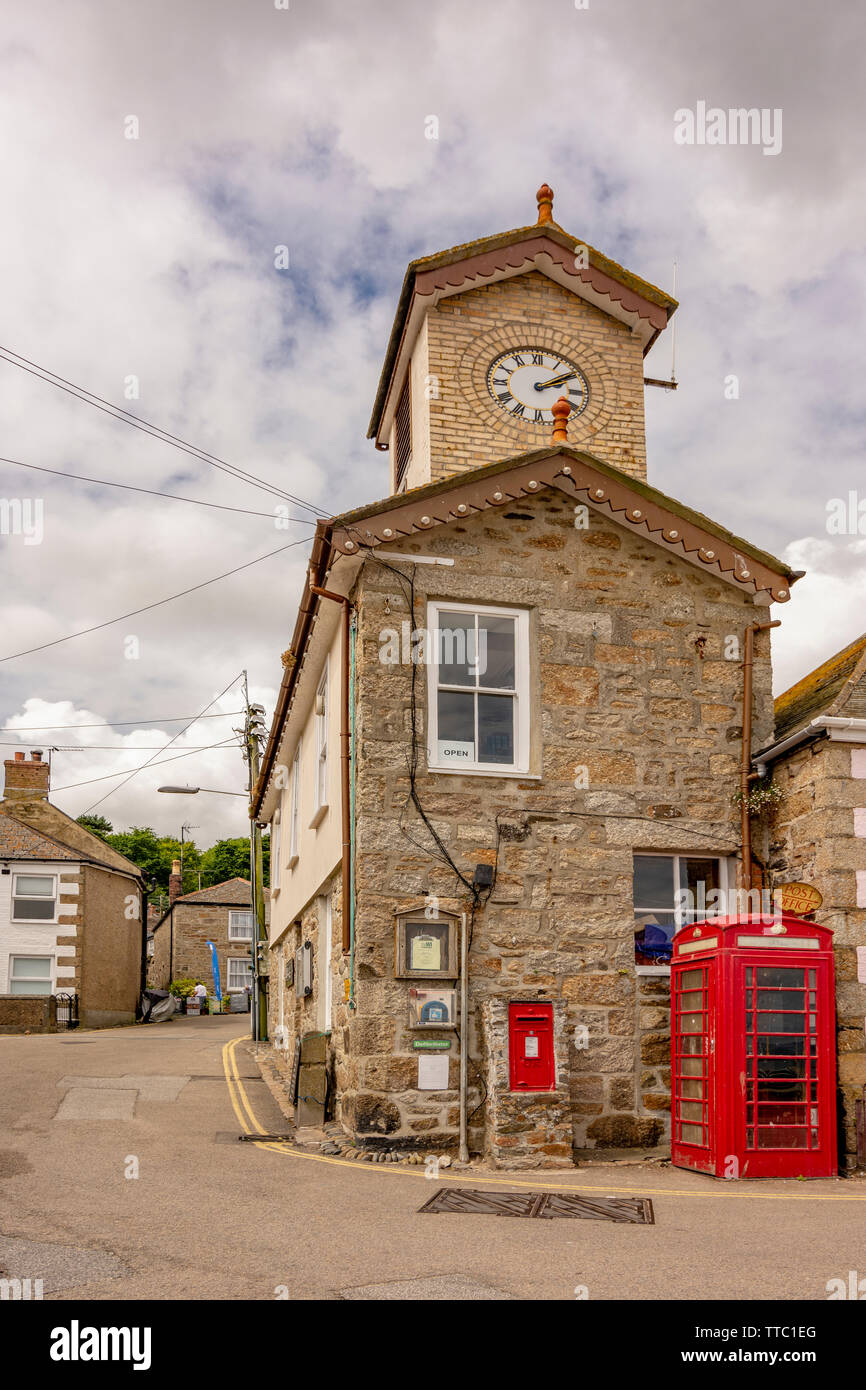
418;1054;450;1090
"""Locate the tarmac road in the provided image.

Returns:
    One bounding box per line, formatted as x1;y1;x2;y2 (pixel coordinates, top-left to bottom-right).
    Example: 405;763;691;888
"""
1;1013;863;1301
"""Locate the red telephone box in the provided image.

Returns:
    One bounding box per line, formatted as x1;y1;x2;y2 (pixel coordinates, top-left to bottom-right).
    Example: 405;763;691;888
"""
509;1001;555;1091
670;913;837;1179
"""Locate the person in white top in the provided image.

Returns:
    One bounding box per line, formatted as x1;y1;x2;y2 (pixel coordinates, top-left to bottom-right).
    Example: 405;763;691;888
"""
193;982;208;1014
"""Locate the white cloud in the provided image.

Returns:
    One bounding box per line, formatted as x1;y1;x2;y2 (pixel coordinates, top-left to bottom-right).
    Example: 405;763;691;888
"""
1;0;863;837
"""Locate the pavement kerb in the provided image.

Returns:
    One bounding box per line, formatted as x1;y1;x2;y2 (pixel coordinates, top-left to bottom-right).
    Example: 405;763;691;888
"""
227;1035;866;1205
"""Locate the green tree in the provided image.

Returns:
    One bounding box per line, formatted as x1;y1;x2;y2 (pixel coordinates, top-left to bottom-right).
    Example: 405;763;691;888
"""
75;813;113;840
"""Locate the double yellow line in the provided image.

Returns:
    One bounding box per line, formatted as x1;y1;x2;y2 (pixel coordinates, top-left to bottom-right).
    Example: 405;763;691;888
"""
220;1034;866;1203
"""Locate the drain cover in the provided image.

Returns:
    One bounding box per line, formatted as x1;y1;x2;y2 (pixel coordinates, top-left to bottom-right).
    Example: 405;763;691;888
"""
418;1187;654;1224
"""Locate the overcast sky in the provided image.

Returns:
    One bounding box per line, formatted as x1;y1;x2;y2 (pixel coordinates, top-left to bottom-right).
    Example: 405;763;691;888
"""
1;0;864;844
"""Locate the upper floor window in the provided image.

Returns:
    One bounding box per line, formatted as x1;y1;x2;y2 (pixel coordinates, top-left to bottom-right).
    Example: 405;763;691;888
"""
633;854;733;969
289;746;300;864
228;910;255;940
12;874;57;922
394;377;411;492
270;812;281;889
315;666;329;811
426;602;530;775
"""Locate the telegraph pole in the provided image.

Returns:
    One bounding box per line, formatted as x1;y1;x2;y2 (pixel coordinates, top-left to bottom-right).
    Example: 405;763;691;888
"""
241;672;268;1043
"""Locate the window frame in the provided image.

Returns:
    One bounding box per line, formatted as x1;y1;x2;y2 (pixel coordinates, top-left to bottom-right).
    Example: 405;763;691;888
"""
633;852;735;976
314;662;329;815
227;955;253;992
9;954;55;994
11;873;58;924
270;812;281;894
228;910;255;941
288;746;300;867
426;600;531;776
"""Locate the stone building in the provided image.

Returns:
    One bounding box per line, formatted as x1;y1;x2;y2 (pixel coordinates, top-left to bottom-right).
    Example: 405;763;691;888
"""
251;185;813;1167
0;749;145;1030
149;871;260;999
760;633;866;1169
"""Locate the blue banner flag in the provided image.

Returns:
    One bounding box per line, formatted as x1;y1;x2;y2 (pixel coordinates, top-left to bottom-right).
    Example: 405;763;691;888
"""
206;941;222;1002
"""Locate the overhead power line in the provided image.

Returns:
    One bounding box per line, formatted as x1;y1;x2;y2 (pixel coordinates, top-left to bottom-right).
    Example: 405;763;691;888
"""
0;343;329;517
82;673;245;814
2;711;245;731
0;534;313;663
0;455;318;523
53;738;241;792
0;741;237;751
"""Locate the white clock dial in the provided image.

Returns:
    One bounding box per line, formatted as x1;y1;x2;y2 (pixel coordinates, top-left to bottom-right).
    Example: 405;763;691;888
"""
486;348;589;423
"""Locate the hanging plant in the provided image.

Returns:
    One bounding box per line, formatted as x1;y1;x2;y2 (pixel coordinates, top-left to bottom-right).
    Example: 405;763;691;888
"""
733;778;784;816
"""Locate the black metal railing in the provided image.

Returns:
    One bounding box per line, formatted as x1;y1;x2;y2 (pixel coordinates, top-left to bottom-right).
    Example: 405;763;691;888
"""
53;993;79;1030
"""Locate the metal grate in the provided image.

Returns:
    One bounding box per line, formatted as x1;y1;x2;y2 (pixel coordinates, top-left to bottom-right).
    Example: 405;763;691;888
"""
418;1187;654;1224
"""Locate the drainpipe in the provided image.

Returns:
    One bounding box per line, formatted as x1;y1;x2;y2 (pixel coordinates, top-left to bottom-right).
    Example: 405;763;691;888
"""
459;911;469;1163
308;578;353;954
348;610;358;1008
739;619;781;890
137;877;151;1018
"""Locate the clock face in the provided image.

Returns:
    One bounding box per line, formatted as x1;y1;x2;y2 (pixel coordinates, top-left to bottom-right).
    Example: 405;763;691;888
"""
486;347;589;423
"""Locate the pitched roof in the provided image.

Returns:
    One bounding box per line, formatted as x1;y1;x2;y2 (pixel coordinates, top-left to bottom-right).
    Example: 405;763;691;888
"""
0;797;144;877
0;810;81;861
774;632;866;741
175;877;253;905
332;444;797;598
151;876;270;935
368;220;678;444
252;443;798;815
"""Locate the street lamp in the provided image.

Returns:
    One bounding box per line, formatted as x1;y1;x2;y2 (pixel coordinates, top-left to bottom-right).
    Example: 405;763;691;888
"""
158;785;247;797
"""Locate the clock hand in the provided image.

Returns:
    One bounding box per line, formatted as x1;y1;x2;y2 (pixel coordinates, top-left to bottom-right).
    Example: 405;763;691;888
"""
534;370;577;391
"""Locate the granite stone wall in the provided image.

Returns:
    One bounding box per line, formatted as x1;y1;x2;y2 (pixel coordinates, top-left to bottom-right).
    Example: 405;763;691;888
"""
344;488;772;1158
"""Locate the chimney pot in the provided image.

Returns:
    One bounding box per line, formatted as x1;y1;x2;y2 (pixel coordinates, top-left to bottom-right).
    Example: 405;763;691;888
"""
14;751;24;762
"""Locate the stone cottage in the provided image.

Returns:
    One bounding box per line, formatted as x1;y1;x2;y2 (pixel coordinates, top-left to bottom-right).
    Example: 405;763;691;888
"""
149;870;260;1000
250;185;811;1168
0;749;146;1030
760;633;866;1169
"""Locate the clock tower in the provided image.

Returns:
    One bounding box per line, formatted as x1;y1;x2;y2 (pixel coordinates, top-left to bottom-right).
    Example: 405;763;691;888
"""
368;185;677;493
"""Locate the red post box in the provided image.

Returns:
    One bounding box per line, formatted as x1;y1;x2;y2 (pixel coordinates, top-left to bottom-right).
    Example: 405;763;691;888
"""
509;1001;555;1091
670;913;837;1178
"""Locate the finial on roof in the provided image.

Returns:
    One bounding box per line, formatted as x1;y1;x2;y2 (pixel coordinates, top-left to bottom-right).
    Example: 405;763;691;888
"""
536;183;554;225
551;396;570;444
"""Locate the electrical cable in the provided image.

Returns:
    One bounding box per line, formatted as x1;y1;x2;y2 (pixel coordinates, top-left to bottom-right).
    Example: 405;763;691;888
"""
52;738;241;791
0;343;328;516
0;741;233;750
81;672;245;815
0;535;313;663
2;712;245;730
0;455;318;522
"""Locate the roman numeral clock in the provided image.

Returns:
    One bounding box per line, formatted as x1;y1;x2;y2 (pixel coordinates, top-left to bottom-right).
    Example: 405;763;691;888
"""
486;348;589;424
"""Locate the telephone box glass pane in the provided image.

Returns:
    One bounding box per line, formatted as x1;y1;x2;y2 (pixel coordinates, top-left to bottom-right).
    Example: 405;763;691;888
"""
680;968;704;989
679;1012;704;1033
680;1079;703;1099
758;1012;805;1033
757;1127;808;1149
756;966;805;988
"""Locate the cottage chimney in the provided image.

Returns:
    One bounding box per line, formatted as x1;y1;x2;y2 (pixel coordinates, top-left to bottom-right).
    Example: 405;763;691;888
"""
3;749;50;802
169;859;183;904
